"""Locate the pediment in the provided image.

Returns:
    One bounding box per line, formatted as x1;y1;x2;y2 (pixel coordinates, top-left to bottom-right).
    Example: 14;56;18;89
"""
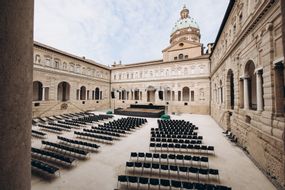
162;40;201;52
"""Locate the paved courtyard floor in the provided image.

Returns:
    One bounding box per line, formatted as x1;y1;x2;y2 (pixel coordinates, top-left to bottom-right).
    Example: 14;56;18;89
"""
31;113;276;190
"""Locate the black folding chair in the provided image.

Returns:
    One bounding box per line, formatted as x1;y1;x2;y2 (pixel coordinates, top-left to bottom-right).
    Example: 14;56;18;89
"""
149;178;159;189
171;180;182;189
117;175;128;188
160;179;170;189
138;177;148;189
128;176;138;188
182;181;194;189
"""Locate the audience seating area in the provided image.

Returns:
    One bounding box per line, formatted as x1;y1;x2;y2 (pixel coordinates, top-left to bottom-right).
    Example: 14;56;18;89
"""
31;112;147;179
116;119;231;190
31;159;60;176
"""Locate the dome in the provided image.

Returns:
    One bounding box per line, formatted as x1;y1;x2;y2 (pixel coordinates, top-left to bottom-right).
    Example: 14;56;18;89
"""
171;5;199;34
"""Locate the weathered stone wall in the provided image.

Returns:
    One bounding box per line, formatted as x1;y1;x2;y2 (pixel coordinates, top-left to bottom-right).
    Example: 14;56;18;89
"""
210;0;285;187
32;44;110;117
111;58;210;115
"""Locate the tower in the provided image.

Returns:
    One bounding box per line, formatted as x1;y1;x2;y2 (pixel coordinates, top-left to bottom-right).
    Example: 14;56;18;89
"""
162;5;203;62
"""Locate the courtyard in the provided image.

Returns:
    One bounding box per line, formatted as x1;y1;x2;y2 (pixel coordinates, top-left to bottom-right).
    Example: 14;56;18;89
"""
31;113;276;190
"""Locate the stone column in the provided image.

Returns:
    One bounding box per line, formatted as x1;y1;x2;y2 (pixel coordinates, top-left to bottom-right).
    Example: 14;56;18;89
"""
256;70;263;111
243;76;250;109
0;1;34;190
42;87;46;101
155;90;159;103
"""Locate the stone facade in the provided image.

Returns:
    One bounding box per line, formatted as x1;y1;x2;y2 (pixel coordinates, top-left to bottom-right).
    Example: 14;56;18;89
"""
111;6;211;115
31;2;285;187
32;42;111;117
210;0;285;187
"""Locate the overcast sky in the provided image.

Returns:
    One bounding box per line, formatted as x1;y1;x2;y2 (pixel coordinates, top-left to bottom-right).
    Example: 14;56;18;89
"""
34;0;229;66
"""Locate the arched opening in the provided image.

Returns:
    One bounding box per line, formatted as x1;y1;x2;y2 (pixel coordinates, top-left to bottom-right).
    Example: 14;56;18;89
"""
57;82;70;101
33;81;43;101
80;86;86;100
95;87;100;100
147;91;155;102
182;87;190;101
245;61;257;110
158;90;164;100
134;90;139;100
146;86;155;102
227;69;234;109
122;90;126;100
165;90;171;101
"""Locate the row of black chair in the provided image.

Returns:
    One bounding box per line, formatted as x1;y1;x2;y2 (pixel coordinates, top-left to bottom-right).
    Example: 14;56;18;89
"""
223;131;238;143
92;126;126;134
48;122;72;130
152;127;198;134
38;124;63;133
158;119;195;128
32;147;76;165
57;136;100;150
74;131;113;142
32;130;47;138
83;128;121;137
42;140;89;157
150;143;214;154
151;137;202;144
31;159;59;175
151;133;203;140
130;152;209;168
117;175;231;190
151;130;198;136
125;162;219;182
58;120;81;127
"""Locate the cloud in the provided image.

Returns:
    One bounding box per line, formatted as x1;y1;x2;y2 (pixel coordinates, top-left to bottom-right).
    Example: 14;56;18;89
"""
34;0;229;65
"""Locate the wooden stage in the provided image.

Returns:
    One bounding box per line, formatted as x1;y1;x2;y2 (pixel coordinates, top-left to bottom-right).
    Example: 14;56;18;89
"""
114;105;165;118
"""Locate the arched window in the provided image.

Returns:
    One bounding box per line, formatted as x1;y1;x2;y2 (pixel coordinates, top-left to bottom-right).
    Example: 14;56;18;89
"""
227;69;234;109
95;87;100;100
134;90;139;100
80;86;86;100
179;54;184;59
244;61;257;110
57;82;70;101
182;87;190;101
122;90;126;100
33;81;43;101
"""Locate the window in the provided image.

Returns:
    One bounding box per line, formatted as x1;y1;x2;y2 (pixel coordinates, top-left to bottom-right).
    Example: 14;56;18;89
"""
34;54;41;64
63;62;67;70
174;57;178;60
54;59;60;69
178;54;184;60
191;91;195;101
185;55;188;59
182;87;190;101
178;91;181;101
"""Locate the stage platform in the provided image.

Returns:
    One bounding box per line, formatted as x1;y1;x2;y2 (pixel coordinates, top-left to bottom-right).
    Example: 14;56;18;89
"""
114;104;165;118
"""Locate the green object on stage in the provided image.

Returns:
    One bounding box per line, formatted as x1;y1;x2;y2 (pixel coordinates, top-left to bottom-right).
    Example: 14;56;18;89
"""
106;111;113;115
161;114;170;120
